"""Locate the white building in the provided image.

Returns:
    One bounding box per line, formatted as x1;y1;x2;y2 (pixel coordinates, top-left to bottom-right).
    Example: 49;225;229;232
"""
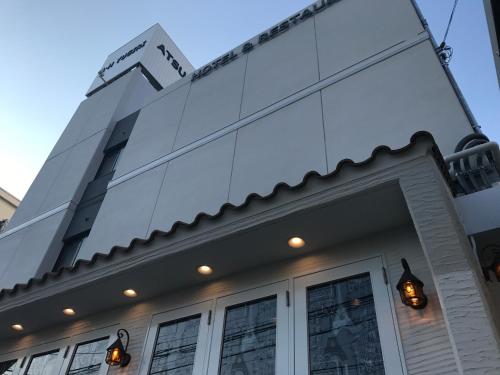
1;0;500;374
484;0;500;85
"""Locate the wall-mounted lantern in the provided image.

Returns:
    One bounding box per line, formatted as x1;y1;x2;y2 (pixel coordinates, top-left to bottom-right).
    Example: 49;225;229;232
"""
478;245;500;282
105;329;131;367
396;258;428;309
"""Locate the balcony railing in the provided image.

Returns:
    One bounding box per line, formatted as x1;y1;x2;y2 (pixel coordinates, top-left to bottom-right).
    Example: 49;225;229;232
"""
445;141;500;195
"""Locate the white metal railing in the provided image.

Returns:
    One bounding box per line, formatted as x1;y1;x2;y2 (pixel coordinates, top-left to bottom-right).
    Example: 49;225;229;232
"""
445;142;500;195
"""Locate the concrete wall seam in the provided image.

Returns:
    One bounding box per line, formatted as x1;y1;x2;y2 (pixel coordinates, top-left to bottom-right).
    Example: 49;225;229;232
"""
108;33;430;190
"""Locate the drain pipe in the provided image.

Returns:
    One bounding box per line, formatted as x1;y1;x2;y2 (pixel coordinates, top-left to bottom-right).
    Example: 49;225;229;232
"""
408;0;482;134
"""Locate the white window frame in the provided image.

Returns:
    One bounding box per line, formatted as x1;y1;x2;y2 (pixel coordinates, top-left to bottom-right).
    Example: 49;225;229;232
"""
206;280;290;375
138;300;214;375
58;327;115;375
294;257;405;375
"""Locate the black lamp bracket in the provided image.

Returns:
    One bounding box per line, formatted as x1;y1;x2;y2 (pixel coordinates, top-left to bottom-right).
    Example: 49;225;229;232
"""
117;328;130;352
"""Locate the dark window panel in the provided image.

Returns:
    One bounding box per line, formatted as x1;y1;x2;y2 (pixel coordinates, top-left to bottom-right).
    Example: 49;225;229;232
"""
219;296;277;375
105;110;140;152
68;337;108;375
79;173;114;206
149;315;201;375
25;350;59;375
94;147;122;179
0;360;16;375
64;200;103;241
307;273;385;375
53;235;88;271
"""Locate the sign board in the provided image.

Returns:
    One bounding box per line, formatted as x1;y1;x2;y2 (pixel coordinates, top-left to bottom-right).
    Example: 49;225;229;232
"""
86;24;194;96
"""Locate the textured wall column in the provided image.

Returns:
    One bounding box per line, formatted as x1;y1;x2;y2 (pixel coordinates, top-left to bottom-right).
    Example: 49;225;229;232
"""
401;158;500;374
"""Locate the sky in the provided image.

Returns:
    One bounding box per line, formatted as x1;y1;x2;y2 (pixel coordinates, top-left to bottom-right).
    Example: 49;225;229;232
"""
0;0;498;200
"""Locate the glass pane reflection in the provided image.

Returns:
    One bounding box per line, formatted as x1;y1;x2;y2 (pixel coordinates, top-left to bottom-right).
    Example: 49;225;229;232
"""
307;273;385;375
0;360;16;375
26;350;59;375
219;296;277;375
68;338;108;375
149;315;201;375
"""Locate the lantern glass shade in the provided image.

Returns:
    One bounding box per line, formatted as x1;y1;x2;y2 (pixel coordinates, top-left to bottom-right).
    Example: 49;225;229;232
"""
105;346;122;366
396;259;428;309
494;261;500;281
400;280;426;308
105;330;131;367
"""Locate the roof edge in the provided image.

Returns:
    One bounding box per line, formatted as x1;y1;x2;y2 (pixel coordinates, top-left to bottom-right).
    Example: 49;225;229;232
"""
0;131;450;300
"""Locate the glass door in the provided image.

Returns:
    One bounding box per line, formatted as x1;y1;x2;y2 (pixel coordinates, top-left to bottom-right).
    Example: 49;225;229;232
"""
294;257;404;375
207;281;289;375
139;300;213;375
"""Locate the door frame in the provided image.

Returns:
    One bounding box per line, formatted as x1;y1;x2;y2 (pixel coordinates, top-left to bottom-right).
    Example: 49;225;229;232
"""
138;300;214;375
293;256;405;375
206;280;290;375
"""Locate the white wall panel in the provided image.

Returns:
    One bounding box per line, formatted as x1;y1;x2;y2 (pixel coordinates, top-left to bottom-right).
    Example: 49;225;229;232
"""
77;164;167;261
80;71;137;141
230;92;327;205
0;230;24;288
114;82;191;178
240;18;319;117
38;131;108;213
322;41;471;171
6;156;67;228
48;96;100;159
315;0;424;80
113;70;158;121
0;210;70;289
48;70;142;161
148;133;236;234
173;56;247;149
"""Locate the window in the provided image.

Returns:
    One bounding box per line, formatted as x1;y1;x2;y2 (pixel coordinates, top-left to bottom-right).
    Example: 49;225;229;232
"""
307;274;384;374
294;258;404;375
67;337;108;375
149;315;201;374
138;260;403;374
95;147;123;179
0;360;16;375
54;111;139;274
26;350;60;375
207;281;289;375
139;301;212;375
53;234;88;271
219;296;277;375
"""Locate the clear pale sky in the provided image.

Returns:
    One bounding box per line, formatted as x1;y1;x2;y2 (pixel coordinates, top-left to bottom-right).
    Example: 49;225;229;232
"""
0;0;498;199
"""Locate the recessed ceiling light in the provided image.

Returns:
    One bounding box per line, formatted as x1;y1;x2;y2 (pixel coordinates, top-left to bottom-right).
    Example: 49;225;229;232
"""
123;289;138;298
197;265;213;275
11;324;23;331
63;308;76;316
288;237;305;248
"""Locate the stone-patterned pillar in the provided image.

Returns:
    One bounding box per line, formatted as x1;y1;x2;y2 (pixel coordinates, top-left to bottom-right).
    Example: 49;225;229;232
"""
401;157;500;374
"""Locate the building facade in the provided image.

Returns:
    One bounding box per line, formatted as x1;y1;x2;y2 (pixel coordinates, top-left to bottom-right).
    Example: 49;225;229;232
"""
0;188;19;232
484;0;500;85
1;0;500;374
